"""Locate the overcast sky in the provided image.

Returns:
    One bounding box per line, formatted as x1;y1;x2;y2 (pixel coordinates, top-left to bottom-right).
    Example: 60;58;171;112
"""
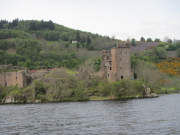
1;0;180;41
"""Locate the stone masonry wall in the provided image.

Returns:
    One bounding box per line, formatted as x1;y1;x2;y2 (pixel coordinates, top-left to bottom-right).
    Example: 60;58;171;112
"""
0;73;6;87
0;71;26;88
99;43;132;82
114;47;131;80
100;50;111;69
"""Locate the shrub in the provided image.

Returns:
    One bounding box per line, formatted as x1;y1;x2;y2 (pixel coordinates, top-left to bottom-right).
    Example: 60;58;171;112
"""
134;72;137;79
165;45;169;50
168;44;175;51
87;44;94;50
177;48;180;57
74;84;88;101
64;42;69;48
158;43;165;48
156;47;167;59
76;43;80;48
34;80;46;97
175;42;180;50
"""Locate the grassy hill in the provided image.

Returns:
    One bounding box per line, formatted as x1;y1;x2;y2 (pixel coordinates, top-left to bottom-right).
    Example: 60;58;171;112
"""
0;19;117;69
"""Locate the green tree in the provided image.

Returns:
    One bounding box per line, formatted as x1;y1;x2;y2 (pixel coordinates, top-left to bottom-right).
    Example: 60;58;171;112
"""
175;42;180;50
74;84;88;101
140;37;145;41
165;45;169;50
0;40;9;50
134;72;137;79
168;44;175;51
76;42;80;48
158;43;165;48
34;80;46;97
76;32;81;42
64;42;69;48
147;38;153;42
80;36;86;43
156;47;167;59
131;38;136;46
59;32;69;41
87;35;91;45
154;38;161;42
130;54;137;69
16;46;24;55
167;39;172;44
87;44;94;50
176;48;180;57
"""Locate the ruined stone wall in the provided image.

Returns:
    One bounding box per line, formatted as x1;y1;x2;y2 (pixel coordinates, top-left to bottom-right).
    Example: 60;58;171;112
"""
0;73;6;86
106;67;117;82
99;67;107;78
5;72;18;87
17;71;26;88
100;50;111;69
114;47;132;80
0;64;13;70
99;44;132;82
111;48;117;73
0;64;26;70
0;71;26;88
99;50;112;78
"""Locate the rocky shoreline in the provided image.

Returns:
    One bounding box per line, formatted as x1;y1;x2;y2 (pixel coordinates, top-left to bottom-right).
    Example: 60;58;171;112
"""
1;94;159;104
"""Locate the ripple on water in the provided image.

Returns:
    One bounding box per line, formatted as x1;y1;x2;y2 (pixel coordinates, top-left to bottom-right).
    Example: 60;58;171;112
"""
0;94;180;134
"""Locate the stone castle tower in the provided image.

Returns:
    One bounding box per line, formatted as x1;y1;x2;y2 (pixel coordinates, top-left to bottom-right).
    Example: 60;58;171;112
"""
99;42;132;81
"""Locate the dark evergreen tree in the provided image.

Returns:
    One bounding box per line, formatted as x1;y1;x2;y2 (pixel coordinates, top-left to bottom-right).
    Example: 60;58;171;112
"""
87;35;91;45
12;18;18;27
134;72;137;79
76;32;81;42
47;20;54;30
8;23;13;29
0;20;8;29
140;37;145;41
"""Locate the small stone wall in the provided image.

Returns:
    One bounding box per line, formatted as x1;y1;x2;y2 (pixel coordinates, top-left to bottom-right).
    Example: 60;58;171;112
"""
0;64;26;70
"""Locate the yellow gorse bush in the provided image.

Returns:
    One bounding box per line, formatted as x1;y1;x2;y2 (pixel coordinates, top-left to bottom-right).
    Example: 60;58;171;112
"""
155;57;180;76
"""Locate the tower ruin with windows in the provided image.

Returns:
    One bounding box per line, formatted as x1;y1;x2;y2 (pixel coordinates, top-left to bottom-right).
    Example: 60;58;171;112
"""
99;42;132;81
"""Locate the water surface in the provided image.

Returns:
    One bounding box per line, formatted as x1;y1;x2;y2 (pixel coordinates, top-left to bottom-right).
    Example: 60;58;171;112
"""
0;94;180;134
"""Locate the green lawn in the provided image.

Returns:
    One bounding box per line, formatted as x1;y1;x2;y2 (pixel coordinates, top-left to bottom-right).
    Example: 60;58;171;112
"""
160;87;180;93
46;41;58;45
65;69;78;74
69;43;76;47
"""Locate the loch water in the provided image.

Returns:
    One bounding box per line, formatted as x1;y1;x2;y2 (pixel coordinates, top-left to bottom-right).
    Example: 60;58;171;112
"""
0;94;180;135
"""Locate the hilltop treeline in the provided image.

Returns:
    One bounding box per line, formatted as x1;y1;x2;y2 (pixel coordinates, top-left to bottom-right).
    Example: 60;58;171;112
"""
0;19;115;51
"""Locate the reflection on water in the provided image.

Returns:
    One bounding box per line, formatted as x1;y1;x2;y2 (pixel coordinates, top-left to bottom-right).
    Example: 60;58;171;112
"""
0;94;180;134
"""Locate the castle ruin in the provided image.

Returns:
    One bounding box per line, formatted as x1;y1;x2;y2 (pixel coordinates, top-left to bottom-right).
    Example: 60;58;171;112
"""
0;71;27;88
99;42;132;81
0;64;50;88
